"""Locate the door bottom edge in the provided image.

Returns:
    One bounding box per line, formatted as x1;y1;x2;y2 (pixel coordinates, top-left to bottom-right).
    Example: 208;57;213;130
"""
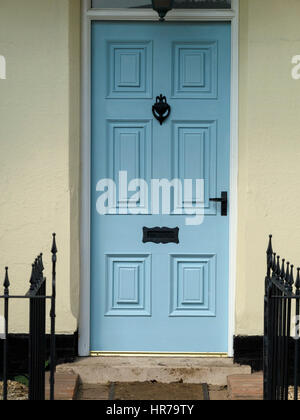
90;351;229;358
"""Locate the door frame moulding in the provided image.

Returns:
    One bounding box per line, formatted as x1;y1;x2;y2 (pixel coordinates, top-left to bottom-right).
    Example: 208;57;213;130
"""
79;0;239;357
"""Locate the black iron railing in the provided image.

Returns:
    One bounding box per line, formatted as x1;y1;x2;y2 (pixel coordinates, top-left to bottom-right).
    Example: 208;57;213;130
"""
0;234;57;401
264;235;300;400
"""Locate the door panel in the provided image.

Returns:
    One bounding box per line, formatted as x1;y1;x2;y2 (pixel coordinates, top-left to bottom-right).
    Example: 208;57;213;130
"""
105;254;151;317
172;121;217;214
107;41;153;98
172;42;217;98
91;22;231;353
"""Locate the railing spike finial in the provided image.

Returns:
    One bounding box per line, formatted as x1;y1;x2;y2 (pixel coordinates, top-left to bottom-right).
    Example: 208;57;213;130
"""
40;253;44;272
272;253;277;274
36;256;41;279
280;259;285;283
3;267;10;291
51;233;57;256
266;235;273;270
267;234;273;255
285;262;290;287
276;256;281;276
37;254;43;280
289;265;295;290
296;268;300;291
38;254;41;269
29;263;35;291
33;259;39;288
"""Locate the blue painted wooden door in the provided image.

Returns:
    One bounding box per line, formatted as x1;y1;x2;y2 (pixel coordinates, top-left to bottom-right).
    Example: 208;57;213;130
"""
91;22;231;353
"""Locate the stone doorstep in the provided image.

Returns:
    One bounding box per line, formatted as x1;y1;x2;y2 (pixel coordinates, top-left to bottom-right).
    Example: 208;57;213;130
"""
227;373;263;400
56;357;252;387
45;372;80;401
44;369;265;401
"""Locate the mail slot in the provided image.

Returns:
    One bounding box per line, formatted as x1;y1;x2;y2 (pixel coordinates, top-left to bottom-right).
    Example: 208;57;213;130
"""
143;227;179;244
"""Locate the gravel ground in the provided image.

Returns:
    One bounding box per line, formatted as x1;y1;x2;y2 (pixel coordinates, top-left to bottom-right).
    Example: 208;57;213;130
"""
0;380;297;401
0;381;28;400
288;387;300;400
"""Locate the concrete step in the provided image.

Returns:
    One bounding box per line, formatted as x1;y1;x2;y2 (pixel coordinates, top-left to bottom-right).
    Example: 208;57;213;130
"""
57;356;251;386
227;373;263;400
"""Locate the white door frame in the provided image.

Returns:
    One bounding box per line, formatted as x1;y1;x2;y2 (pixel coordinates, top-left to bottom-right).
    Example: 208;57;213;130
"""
79;0;239;357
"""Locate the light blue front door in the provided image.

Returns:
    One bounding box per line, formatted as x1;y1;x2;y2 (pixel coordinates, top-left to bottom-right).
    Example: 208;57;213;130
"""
91;22;231;353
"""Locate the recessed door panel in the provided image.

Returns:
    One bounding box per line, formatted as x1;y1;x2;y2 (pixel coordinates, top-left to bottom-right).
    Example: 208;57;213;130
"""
170;254;216;317
105;254;151;316
108;42;153;98
172;121;217;213
172;42;218;98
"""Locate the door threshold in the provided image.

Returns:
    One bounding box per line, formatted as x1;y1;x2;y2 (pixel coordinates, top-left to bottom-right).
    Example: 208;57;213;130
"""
90;351;228;358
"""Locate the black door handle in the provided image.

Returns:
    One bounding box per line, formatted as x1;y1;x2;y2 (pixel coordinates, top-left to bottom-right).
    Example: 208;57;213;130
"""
209;192;228;216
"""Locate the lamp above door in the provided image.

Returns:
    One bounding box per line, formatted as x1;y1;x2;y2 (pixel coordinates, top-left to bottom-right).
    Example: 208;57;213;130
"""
152;0;174;21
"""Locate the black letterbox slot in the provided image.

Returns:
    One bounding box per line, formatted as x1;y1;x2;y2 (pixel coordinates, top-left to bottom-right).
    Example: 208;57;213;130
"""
143;227;179;244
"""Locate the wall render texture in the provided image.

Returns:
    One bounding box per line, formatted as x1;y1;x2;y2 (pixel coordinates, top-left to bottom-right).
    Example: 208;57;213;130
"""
0;0;80;333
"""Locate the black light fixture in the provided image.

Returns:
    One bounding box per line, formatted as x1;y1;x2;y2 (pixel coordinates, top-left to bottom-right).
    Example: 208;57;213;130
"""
152;0;174;21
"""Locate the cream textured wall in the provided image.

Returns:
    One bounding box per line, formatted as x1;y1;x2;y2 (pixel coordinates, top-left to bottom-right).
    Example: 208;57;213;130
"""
0;0;80;333
236;0;300;335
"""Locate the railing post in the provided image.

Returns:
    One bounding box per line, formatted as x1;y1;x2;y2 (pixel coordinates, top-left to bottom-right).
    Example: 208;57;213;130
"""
28;255;46;401
3;267;10;401
28;262;35;400
276;255;283;400
37;254;46;401
264;235;273;400
50;233;57;401
271;253;278;400
285;263;292;399
279;258;287;400
294;268;300;400
28;261;37;400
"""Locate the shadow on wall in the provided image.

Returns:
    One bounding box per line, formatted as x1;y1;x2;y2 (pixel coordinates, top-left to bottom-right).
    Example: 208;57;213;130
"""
0;333;78;378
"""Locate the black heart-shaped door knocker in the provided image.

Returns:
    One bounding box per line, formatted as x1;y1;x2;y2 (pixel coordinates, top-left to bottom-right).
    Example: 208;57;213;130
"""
152;94;171;125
